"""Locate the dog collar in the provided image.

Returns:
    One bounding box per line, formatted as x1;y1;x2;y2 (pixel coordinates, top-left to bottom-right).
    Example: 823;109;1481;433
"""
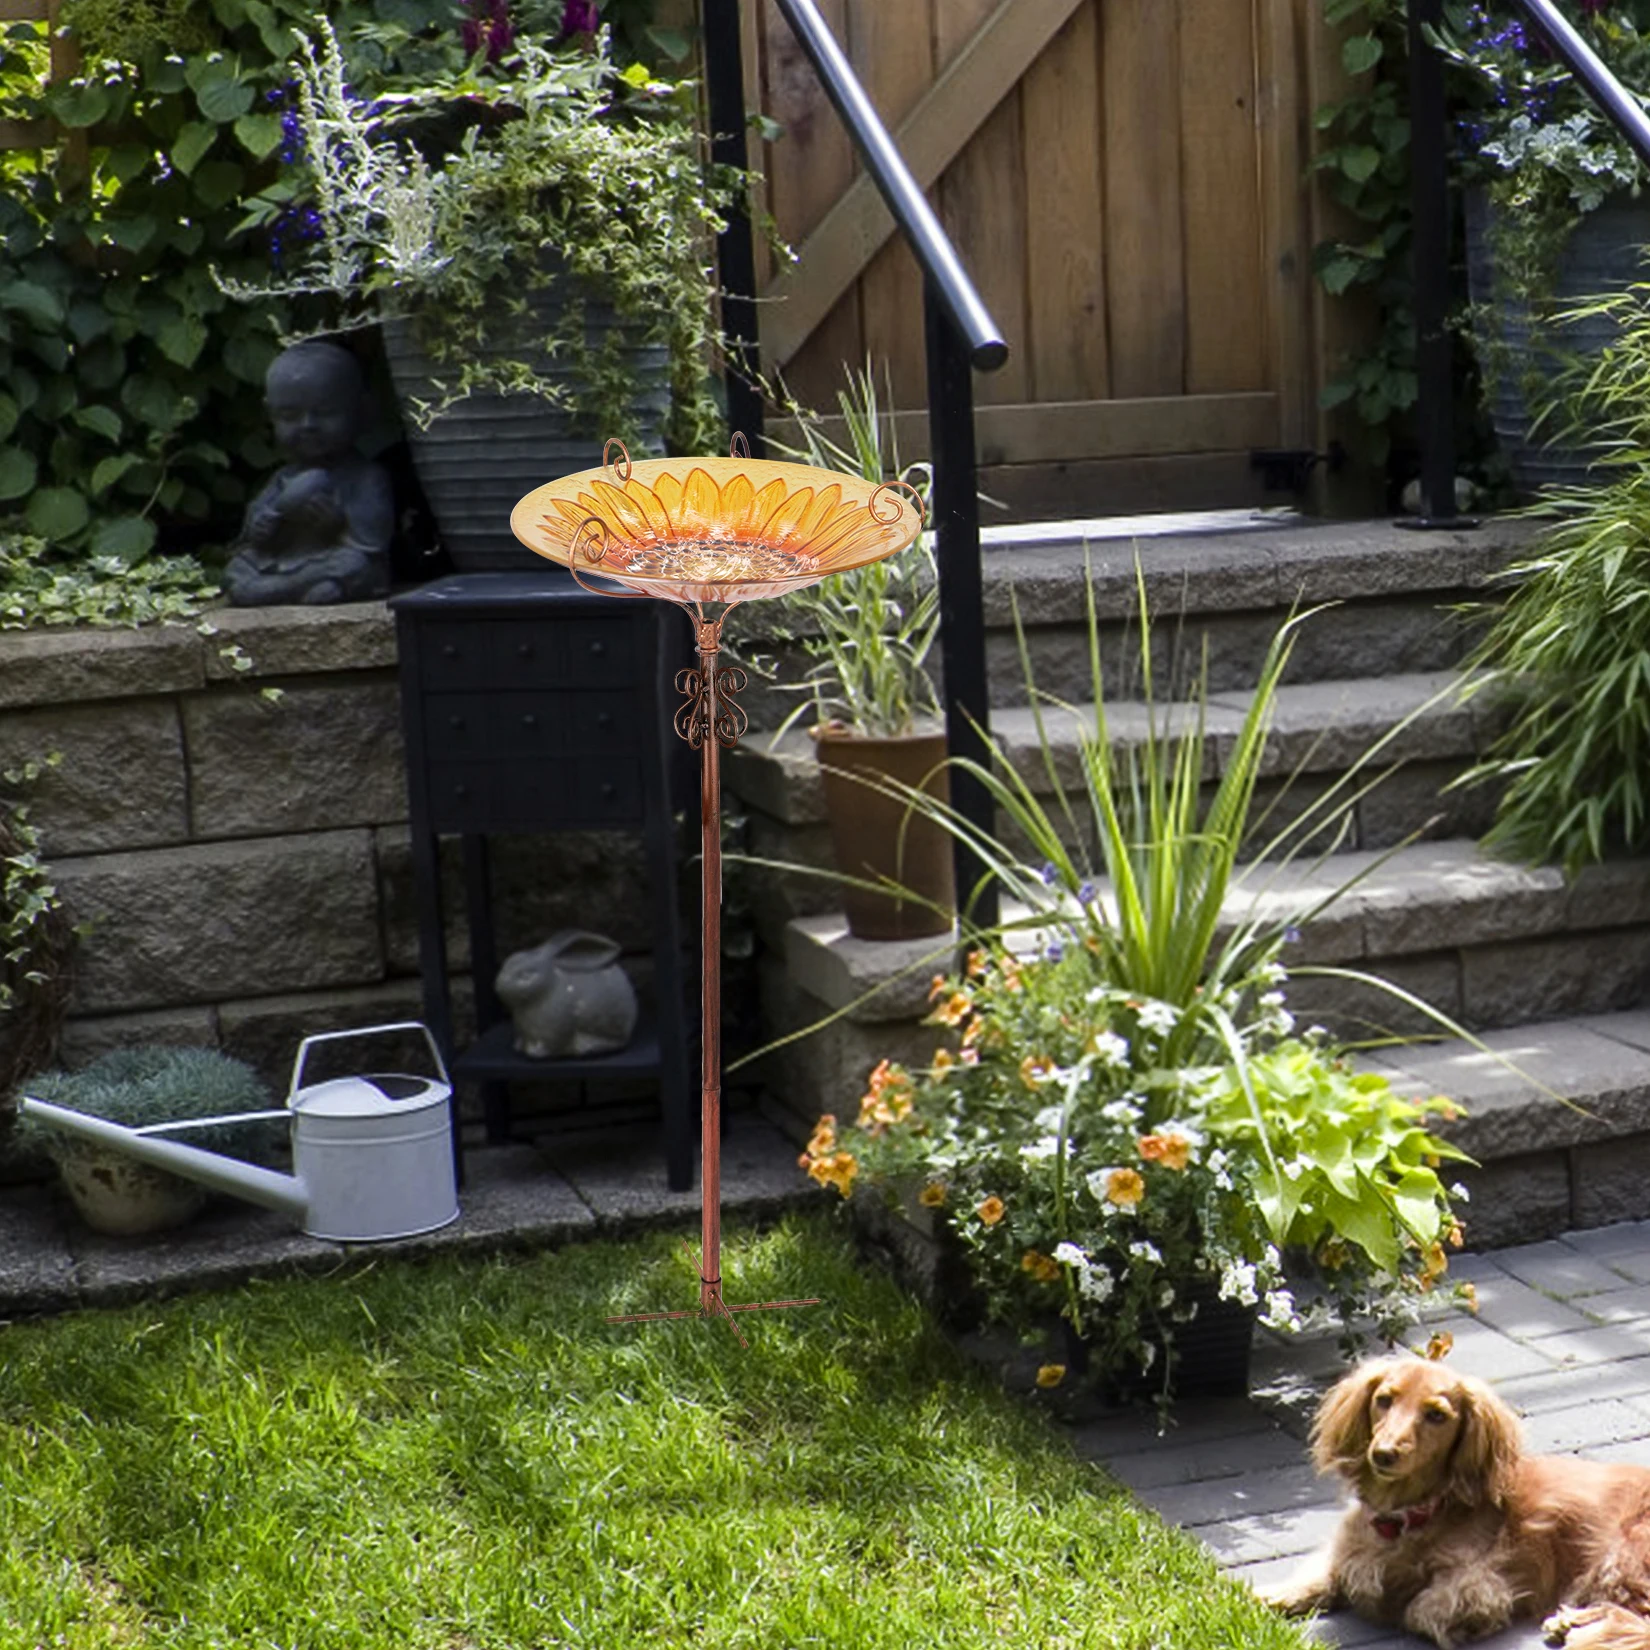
1368;1499;1438;1541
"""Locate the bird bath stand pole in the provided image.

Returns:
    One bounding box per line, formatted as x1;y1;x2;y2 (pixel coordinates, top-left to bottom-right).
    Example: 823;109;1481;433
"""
511;436;926;1346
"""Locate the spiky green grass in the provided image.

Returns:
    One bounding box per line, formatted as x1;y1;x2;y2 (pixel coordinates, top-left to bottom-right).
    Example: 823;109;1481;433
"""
0;1211;1310;1649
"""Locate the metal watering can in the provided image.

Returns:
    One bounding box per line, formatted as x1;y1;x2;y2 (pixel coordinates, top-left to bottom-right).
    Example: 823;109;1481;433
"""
19;1022;459;1243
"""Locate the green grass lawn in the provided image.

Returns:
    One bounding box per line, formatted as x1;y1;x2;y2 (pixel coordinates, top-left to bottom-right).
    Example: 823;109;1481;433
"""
0;1209;1311;1649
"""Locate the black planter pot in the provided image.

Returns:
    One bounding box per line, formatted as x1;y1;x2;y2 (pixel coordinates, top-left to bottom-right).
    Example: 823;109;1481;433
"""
1061;1273;1255;1402
381;280;671;573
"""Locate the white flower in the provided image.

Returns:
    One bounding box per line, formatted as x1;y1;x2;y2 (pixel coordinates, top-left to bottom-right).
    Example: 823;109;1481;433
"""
1128;1240;1163;1266
1220;1260;1259;1306
1136;999;1178;1035
1450;1183;1471;1203
1258;961;1287;987
1078;1266;1115;1303
1101;1096;1142;1126
1157;1283;1175;1309
1052;1241;1088;1268
1019;1136;1060;1162
1034;1105;1066;1133
1260;1289;1300;1332
1139;1341;1157;1371
1259;990;1287;1009
1089;1031;1130;1068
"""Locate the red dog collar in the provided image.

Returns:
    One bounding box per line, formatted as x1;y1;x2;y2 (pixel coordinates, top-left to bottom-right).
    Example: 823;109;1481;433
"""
1370;1501;1437;1541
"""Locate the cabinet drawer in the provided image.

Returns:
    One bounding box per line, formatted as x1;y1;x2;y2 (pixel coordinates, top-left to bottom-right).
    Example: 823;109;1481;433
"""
419;618;635;691
423;691;638;760
428;756;644;831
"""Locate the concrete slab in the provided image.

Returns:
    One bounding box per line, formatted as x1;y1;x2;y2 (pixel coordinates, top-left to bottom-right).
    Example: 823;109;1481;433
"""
1492;1239;1641;1300
0;1185;77;1314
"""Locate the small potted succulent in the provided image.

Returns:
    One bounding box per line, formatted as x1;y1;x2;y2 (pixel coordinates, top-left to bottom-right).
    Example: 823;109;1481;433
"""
20;1046;279;1237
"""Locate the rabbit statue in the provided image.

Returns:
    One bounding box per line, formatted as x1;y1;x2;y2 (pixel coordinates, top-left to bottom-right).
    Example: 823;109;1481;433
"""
494;930;638;1058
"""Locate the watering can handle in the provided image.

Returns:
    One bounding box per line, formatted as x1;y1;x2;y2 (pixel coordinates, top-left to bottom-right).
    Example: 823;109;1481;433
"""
287;1021;452;1105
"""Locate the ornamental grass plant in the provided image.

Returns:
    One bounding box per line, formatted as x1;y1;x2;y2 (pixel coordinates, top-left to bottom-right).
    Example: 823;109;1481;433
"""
0;1212;1314;1650
794;566;1477;1407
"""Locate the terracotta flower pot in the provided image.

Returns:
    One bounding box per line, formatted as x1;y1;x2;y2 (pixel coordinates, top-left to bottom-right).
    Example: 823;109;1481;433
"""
56;1143;208;1238
814;724;955;941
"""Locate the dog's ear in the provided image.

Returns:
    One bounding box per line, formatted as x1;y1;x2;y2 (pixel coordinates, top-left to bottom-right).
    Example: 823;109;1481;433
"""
1310;1359;1390;1479
1445;1374;1522;1508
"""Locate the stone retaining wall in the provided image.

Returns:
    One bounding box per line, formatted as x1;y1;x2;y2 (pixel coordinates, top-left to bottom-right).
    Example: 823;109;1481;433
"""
0;603;671;1125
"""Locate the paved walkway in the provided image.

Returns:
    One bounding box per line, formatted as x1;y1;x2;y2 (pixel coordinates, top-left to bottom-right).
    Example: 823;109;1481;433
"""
5;1114;1650;1648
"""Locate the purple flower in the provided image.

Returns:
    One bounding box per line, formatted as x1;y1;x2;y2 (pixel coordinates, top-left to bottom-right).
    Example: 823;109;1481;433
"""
462;0;516;63
1283;925;1303;945
1039;863;1058;887
1045;940;1064;963
557;0;601;42
1077;880;1097;906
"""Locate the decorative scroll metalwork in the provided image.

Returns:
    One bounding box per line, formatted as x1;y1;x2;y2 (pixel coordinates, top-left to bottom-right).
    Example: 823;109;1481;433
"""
603;437;633;481
729;430;750;460
869;476;927;528
673;663;748;750
566;514;651;601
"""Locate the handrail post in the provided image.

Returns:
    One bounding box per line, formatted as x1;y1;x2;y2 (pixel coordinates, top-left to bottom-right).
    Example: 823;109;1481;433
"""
702;0;766;456
925;281;997;935
1402;0;1470;529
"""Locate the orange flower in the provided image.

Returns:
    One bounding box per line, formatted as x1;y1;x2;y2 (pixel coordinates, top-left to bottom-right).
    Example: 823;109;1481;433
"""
961;1014;986;1046
1019;1054;1056;1088
1103;1168;1145;1208
918;1181;947;1208
1137;1132;1191;1171
930;1048;957;1076
804;1114;838;1160
1446;1219;1465;1249
999;954;1023;993
977;1195;1006;1226
1035;1363;1067;1389
1419;1242;1448;1288
1021;1250;1060;1284
928;973;950;1003
857;1059;915;1134
1460;1282;1479;1314
965;949;988;980
926;991;973;1028
805;1149;859;1198
1425;1331;1454;1362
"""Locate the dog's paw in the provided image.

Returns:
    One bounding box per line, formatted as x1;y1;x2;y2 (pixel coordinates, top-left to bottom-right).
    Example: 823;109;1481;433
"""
1253;1577;1333;1617
1543;1604;1650;1649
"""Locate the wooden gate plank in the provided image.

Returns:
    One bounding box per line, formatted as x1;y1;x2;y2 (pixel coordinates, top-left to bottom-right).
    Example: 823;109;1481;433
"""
770;392;1277;465
1022;0;1107;402
851;0;932;405
761;0;864;410
1257;0;1313;448
1103;0;1186;399
760;0;1086;370
1181;0;1267;393
937;0;1028;406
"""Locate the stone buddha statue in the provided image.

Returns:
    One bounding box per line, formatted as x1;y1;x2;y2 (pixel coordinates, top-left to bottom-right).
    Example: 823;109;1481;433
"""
223;340;394;606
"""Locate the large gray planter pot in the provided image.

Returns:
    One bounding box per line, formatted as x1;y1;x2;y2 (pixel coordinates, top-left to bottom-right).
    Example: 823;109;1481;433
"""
381;280;671;572
1464;187;1650;497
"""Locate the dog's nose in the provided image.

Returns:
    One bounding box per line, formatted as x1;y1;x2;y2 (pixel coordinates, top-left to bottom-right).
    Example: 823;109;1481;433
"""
1371;1447;1400;1470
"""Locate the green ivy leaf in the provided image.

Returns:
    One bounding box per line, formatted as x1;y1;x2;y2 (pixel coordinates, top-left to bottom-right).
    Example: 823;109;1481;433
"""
1318;256;1365;295
105;144;151;184
0;279;65;330
121;374;184;432
67;300;112;344
91;453;144;495
78;339;125;392
1342;34;1383;76
0;447;36;501
172;121;217;176
191;160;246;210
156;313;208;368
49;81;111;129
72;405;123;442
191;68;255;125
25;487;91;543
223;327;277;386
1341;146;1382;184
89;515;159;563
103;217;158;253
233;111;283;159
0;392;16;442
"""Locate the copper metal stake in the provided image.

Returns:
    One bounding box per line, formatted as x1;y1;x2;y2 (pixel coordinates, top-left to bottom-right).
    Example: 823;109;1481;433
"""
607;607;822;1343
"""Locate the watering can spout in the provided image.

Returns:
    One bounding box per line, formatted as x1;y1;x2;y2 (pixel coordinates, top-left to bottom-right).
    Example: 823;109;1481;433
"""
17;1098;310;1220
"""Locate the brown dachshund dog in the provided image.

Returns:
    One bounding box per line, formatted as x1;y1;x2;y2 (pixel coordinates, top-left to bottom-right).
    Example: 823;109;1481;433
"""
1256;1356;1650;1648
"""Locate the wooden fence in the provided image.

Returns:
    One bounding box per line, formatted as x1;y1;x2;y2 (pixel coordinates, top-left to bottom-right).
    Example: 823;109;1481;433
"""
745;0;1368;518
0;0;77;154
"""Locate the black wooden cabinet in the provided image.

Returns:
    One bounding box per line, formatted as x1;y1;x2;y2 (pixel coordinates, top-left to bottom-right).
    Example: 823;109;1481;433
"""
391;570;694;1191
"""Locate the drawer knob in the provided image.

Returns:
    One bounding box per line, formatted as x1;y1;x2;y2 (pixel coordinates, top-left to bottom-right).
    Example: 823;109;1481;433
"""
597;712;612;730
448;715;465;730
517;642;534;659
522;713;537;729
590;640;606;657
600;782;616;800
453;784;469;800
441;643;457;658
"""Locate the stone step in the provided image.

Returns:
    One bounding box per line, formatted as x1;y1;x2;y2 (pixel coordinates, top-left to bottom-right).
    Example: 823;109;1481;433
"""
1364;1011;1650;1248
730;515;1540;725
769;839;1650;1042
726;671;1510;947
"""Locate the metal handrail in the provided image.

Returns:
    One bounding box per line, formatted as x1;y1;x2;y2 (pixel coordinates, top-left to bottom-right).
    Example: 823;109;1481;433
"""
768;0;1009;371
